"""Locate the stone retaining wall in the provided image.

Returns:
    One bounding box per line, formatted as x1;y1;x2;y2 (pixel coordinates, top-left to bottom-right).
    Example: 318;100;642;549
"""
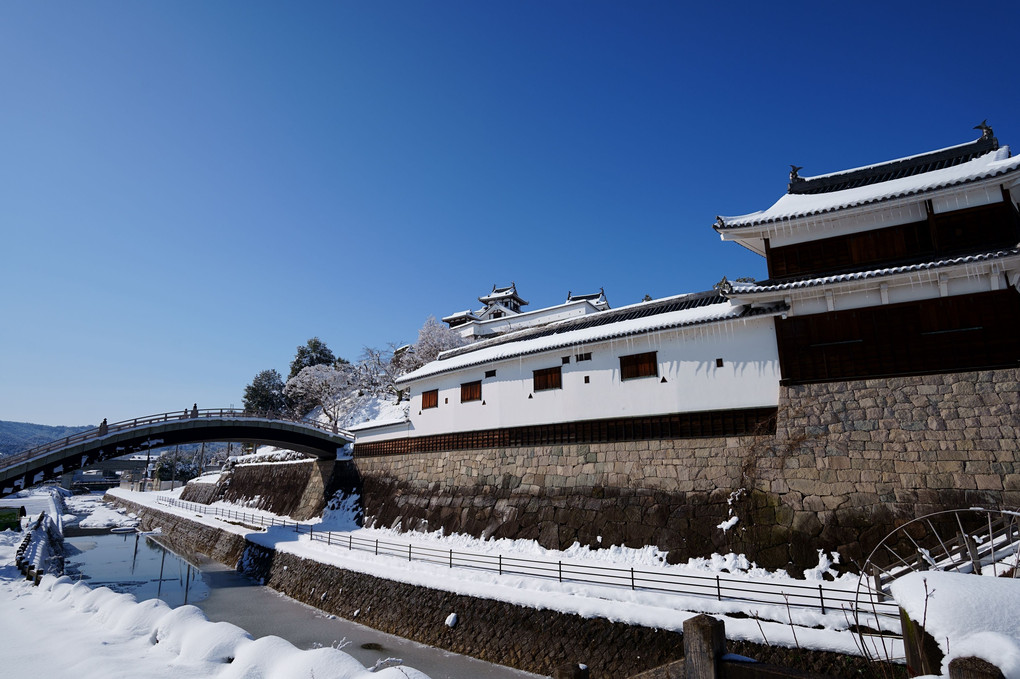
355;368;1020;569
110;496;250;566
179;459;349;521
356;435;757;565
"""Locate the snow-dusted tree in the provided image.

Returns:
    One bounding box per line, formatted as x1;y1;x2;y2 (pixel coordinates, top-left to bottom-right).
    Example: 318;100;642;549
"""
243;369;287;416
288;337;337;380
152;450;201;483
357;346;403;399
283;363;357;424
396;316;466;375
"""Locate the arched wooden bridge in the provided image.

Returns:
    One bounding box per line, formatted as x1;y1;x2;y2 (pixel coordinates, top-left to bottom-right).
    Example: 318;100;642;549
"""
0;409;352;497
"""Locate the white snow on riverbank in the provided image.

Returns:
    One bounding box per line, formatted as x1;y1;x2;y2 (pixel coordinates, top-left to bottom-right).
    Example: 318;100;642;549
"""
110;487;895;658
10;486;1020;678
0;488;433;679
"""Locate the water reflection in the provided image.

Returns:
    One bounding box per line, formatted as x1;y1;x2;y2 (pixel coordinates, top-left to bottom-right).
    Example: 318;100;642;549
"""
63;532;209;607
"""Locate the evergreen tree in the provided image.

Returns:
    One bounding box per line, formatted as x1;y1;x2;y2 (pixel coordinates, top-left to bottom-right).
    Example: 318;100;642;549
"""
243;369;287;415
288;337;337;380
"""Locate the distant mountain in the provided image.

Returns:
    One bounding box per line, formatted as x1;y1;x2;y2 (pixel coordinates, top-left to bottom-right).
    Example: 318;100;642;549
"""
0;420;93;458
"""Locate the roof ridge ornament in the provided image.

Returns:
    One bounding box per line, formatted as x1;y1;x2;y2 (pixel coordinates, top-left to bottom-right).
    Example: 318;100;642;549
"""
714;276;733;295
974;119;995;141
787;165;805;194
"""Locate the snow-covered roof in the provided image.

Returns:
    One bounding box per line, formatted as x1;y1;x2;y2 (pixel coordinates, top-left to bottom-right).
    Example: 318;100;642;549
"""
478;282;528;306
396;293;785;384
790;133;1000;195
721;249;1020;295
718;145;1020;230
347;416;410;432
566;288;609;309
440;309;479;323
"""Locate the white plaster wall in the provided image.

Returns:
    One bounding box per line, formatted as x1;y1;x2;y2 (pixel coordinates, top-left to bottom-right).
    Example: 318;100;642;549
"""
386;316;781;439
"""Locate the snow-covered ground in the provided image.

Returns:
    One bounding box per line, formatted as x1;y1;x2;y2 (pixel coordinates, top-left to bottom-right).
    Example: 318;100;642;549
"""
0;488;433;679
6;485;1020;678
117;487;892;657
892;571;1020;678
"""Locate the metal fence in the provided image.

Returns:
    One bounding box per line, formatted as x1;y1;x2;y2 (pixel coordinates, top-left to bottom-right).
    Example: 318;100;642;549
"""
155;496;901;626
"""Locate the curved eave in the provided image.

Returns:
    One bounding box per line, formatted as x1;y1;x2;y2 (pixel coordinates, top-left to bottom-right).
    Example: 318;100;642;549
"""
724;249;1020;300
716;157;1020;234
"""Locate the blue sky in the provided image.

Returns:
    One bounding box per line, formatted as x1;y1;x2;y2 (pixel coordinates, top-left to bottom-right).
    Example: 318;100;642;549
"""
2;1;1018;426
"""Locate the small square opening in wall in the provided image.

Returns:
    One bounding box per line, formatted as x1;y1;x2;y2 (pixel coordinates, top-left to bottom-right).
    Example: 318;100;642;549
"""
562;356;571;365
485;369;496;378
716;358;724;368
584;375;590;384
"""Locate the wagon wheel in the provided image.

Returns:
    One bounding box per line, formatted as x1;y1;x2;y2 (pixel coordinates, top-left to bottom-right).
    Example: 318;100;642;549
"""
852;508;1020;662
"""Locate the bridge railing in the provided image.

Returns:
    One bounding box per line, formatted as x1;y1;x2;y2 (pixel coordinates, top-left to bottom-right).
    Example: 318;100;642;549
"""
155;496;902;630
2;409;347;470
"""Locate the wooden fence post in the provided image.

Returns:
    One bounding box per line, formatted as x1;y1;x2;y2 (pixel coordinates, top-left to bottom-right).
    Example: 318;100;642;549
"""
684;614;726;679
900;607;943;677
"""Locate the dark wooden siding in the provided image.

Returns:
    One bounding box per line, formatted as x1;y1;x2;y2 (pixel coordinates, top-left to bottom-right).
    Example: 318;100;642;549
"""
353;407;777;457
766;200;1019;280
776;289;1020;383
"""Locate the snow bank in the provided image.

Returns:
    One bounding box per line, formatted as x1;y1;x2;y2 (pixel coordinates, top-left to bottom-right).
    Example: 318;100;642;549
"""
28;574;433;678
891;571;1020;678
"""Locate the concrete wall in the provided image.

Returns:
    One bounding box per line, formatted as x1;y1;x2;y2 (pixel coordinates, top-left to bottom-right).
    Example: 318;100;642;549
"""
355;367;1020;569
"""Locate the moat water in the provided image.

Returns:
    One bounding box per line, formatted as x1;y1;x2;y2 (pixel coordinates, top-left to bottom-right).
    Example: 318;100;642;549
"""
63;530;541;679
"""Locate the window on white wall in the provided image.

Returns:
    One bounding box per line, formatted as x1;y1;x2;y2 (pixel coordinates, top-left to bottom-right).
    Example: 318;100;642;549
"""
620;351;658;380
461;381;481;403
533;366;562;391
422;389;438;409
